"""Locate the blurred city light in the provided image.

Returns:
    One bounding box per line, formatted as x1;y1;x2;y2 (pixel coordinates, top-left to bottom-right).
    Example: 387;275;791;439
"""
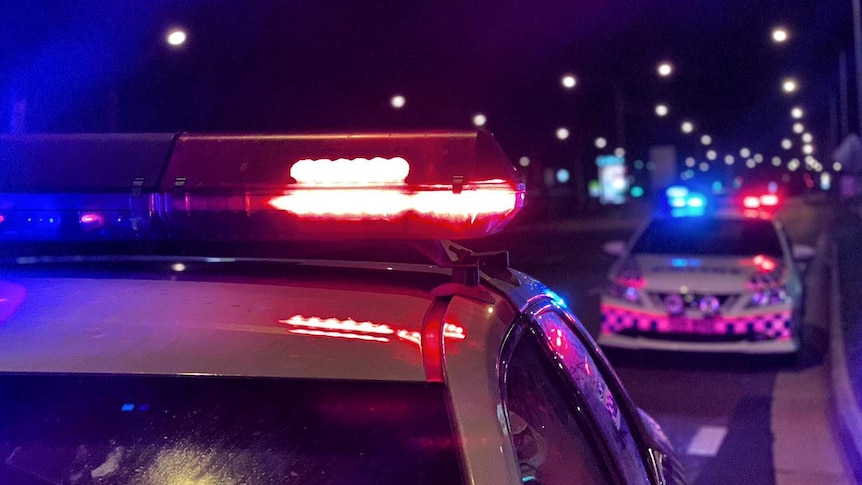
556;127;570;140
699;162;709;172
518;156;530;167
614;147;625;157
793;123;804;134
561;74;577;89
772;156;782;167
634;160;645;170
802;144;814;154
700;134;712;146
746;159;756;168
754;153;763;163
556;168;571;183
681;121;694;134
788;159;800;171
725;154;735;165
646;161;655;171
657;62;674;77
631;186;645;197
685;157;696;167
782;78;799;94
781;138;793;149
390;95;406;109
167;29;187;46
706;150;717;160
473;113;487;127
791;107;804;119
771;27;789;43
740;147;751;158
655;104;669;117
834;161;843;171
595;137;607;149
802;133;813;143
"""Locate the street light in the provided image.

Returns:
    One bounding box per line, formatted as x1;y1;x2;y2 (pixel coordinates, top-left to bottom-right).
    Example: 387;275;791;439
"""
793;123;804;134
802;133;813;143
595;137;607;149
791;107;804;119
681;121;694;134
782;78;799;94
740;147;751;158
772;156;782;167
803;144;814;154
655;104;669;117
518;156;531;168
166;29;187;46
685;157;696;168
561;74;577;89
771;27;789;43
835;161;844;171
614;147;625;157
781;138;793;149
700;134;712;146
473;113;487;127
556;127;570;140
657;62;674;77
390;95;406;109
725;154;735;165
706;150;717;160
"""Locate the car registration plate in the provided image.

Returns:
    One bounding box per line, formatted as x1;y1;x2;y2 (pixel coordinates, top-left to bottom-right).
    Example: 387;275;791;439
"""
669;316;716;334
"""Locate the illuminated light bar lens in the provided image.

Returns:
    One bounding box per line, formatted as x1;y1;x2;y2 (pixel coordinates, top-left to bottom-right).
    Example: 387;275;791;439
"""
666;186;689;198
290;157;410;186
760;194;779;206
743;196;760;209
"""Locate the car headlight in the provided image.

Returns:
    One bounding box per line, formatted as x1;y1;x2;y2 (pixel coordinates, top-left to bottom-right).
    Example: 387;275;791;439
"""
748;286;789;307
606;281;641;304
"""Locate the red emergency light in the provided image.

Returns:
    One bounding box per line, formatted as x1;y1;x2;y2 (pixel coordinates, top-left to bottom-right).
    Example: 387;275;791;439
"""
160;132;525;240
0;131;525;242
741;194;780;210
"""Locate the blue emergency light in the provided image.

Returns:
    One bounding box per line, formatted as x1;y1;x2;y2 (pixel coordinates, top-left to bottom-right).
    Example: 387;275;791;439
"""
663;186;707;218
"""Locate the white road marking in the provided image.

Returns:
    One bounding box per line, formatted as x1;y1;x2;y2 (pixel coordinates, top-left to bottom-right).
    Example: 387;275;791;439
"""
686;425;728;457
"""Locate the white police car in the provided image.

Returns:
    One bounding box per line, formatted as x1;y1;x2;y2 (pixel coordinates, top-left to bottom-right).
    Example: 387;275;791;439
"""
600;186;814;355
0;132;683;484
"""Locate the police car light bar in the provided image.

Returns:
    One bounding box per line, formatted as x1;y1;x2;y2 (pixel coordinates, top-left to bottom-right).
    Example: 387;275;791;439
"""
0;131;525;242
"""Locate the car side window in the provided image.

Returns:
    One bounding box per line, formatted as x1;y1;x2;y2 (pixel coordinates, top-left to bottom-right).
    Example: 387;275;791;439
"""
533;311;651;485
503;328;612;485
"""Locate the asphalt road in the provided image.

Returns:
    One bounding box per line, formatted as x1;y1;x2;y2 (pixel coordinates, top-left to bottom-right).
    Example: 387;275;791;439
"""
475;198;836;484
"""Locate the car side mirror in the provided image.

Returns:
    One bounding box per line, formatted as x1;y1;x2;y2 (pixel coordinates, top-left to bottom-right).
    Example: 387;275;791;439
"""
792;244;815;262
602;240;626;257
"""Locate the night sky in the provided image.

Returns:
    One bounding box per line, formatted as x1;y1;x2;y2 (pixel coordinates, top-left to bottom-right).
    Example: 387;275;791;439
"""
0;0;855;180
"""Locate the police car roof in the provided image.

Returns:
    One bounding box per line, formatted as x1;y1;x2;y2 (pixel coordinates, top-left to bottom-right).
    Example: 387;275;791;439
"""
0;258;518;382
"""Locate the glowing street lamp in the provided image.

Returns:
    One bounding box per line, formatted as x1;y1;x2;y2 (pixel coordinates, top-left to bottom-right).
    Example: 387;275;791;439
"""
473;113;487;127
595;137;608;149
700;134;712;146
561;74;577;89
681;121;694;134
657;62;674;77
793;123;804;134
556;127;570;140
781;138;793;150
782;78;799;94
166;29;187;46
791;107;804;119
655;104;669;117
390;95;406;109
772;27;789;43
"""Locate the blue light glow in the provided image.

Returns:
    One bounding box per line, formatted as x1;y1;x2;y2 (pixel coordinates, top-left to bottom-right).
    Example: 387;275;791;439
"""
121;403;135;412
669;197;687;208
671;258;687;267
687;194;706;208
666;186;689;198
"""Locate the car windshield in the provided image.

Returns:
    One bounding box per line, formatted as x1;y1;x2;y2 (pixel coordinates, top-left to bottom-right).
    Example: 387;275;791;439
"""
0;374;461;485
631;218;783;257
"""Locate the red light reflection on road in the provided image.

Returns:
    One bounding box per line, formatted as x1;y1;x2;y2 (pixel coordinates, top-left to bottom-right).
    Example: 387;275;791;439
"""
287;328;390;342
